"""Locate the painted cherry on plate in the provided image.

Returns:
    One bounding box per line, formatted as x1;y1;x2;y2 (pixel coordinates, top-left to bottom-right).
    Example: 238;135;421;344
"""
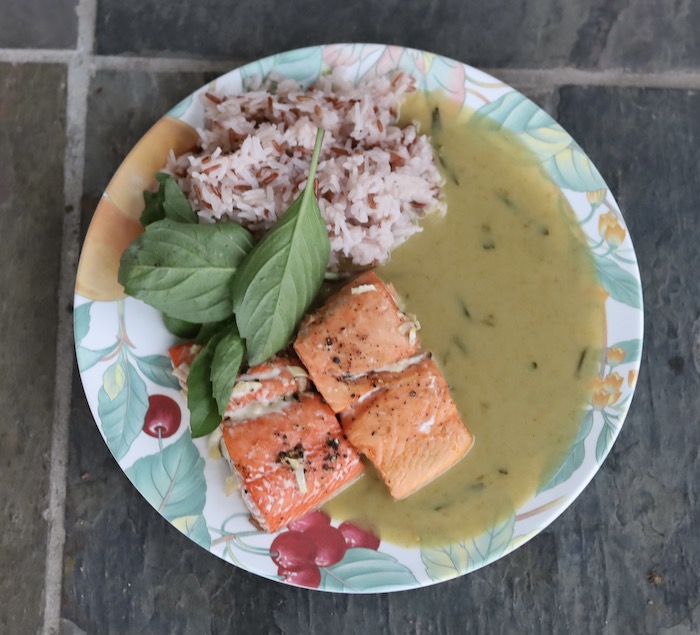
339;521;381;550
271;511;382;587
270;530;317;571
304;524;348;566
287;510;331;533
143;395;181;438
278;564;321;588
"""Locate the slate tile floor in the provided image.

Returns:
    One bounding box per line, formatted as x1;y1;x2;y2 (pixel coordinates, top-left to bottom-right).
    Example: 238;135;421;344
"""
1;1;699;633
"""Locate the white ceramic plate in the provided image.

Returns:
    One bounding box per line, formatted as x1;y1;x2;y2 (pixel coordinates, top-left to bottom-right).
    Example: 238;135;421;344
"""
74;44;643;592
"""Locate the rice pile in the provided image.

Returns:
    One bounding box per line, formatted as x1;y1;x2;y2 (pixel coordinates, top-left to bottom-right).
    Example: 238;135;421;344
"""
167;70;445;269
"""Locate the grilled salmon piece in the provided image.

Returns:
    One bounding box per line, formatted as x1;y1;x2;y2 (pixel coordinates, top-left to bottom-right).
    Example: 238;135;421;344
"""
222;393;364;532
340;356;473;500
294;271;421;413
168;342;203;394
224;353;309;420
168;342;202;368
168;343;308;415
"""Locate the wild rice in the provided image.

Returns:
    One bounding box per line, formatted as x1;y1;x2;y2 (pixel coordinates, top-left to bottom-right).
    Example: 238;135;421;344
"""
167;69;445;269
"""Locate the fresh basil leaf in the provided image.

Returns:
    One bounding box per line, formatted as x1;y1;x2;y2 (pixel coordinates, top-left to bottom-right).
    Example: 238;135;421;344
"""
119;219;254;323
141;188;165;227
162;314;201;339
232;129;330;365
187;330;225;438
211;324;245;417
162;174;198;224
195;318;235;344
140;173;197;227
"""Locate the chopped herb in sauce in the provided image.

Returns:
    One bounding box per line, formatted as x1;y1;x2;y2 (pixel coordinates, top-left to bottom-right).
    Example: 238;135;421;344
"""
575;348;588;377
481;223;496;250
452;336;468;355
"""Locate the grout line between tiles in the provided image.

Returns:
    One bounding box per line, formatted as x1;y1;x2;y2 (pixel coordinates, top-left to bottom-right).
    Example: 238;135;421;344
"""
41;1;97;634
6;27;695;634
0;48;74;63
3;43;700;91
485;67;700;90
91;54;246;73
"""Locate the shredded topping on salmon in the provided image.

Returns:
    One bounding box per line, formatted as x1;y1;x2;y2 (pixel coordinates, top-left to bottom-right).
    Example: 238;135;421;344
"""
231;380;264;396
237;367;282;382
351;284;377;295
207;427;224;459
277;444;308;493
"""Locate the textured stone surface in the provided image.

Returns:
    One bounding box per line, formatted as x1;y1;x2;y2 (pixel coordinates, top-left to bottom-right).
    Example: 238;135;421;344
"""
0;0;78;49
556;85;700;635
0;3;693;629
63;81;700;633
82;69;220;232
95;0;700;72
0;63;67;633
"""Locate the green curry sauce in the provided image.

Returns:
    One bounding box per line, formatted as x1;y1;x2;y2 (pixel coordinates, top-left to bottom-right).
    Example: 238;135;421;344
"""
322;93;605;547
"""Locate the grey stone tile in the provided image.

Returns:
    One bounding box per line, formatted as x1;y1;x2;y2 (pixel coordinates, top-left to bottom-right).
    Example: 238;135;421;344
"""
94;0;700;72
0;63;67;633
554;85;700;634
63;372;652;635
0;0;78;49
66;79;699;632
82;69;219;234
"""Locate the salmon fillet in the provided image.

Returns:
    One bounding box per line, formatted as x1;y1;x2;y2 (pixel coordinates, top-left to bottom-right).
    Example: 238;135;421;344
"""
168;342;203;394
168;344;308;416
222;393;364;532
168;342;202;368
340;356;474;500
294;271;421;413
223;353;309;419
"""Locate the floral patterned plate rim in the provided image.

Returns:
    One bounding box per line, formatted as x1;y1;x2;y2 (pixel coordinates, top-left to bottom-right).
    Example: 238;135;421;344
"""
74;43;643;593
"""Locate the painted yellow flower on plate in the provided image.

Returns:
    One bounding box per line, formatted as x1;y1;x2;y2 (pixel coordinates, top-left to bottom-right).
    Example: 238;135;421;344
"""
598;210;626;248
591;372;623;409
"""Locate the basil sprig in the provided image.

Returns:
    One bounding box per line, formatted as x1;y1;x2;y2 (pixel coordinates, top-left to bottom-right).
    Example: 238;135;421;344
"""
186;330;225;438
211;323;245;417
141;172;198;227
232;128;330;364
162;314;201;339
119;128;330;437
118;219;254;323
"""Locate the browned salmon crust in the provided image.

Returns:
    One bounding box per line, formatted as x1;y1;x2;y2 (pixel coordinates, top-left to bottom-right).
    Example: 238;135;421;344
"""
340;356;474;500
222;393;364;532
294;271;420;413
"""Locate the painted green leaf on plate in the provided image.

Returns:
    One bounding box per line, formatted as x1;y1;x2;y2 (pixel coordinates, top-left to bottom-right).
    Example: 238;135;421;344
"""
421;542;470;581
608;339;643;365
472;92;569;161
76;342;118;372
126;433;208;523
538;409;594;493
319;548;418;592
595;255;643;309
135;354;181;390
473;92;606;192
467;513;515;566
543;147;606;192
74;302;93;346
98;356;149;460
596;419;617;463
172;514;211;549
241;48;323;88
